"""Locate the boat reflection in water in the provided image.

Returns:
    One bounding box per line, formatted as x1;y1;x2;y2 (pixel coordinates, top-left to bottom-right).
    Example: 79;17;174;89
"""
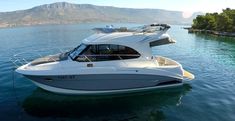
22;84;191;120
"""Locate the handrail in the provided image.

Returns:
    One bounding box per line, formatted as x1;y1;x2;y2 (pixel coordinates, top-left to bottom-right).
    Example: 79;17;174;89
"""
93;23;170;34
9;46;73;68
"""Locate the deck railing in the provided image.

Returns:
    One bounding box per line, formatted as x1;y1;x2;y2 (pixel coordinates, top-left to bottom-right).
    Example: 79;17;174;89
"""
9;46;73;68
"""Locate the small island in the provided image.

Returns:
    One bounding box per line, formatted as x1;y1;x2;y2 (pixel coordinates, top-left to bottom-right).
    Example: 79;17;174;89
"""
188;8;235;37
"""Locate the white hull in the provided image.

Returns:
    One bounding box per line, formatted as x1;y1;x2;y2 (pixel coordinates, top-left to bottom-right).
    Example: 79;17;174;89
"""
32;81;183;95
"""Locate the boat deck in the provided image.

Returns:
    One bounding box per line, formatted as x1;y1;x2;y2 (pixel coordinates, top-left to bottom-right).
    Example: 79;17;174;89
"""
156;56;179;66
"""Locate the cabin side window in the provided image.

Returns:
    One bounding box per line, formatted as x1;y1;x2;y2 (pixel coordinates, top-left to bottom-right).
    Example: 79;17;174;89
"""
75;44;140;62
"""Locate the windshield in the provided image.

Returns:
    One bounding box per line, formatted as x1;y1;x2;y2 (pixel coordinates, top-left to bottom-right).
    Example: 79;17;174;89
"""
69;44;87;60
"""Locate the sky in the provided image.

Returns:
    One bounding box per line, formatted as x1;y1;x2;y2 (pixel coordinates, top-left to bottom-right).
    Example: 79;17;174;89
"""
0;0;234;17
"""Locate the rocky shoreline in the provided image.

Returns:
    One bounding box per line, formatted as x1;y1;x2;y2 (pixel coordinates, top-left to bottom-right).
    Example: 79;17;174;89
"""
185;28;235;37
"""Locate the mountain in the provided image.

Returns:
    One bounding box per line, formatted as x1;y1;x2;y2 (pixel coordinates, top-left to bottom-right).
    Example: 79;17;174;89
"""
0;2;202;28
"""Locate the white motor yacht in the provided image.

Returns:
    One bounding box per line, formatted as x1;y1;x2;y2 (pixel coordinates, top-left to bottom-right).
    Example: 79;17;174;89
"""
16;24;194;95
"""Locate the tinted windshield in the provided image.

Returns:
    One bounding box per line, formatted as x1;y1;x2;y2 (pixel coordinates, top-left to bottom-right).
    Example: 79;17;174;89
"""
76;44;140;62
69;44;87;60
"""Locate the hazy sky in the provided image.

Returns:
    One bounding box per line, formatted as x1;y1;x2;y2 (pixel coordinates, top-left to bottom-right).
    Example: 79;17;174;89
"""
0;0;234;13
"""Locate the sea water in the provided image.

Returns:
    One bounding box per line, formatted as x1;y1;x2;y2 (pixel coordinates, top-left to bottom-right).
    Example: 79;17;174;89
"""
0;23;235;121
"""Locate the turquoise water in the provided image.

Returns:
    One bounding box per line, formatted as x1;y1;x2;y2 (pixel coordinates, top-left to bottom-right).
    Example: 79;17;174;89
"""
0;24;235;121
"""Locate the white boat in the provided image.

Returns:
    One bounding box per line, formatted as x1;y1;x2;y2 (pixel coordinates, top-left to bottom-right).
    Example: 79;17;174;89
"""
16;24;194;95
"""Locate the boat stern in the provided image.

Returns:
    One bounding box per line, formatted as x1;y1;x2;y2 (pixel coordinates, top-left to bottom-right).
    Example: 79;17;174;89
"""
183;69;195;81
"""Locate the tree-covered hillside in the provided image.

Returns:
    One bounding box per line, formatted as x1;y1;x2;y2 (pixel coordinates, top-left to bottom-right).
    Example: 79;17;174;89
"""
192;8;235;32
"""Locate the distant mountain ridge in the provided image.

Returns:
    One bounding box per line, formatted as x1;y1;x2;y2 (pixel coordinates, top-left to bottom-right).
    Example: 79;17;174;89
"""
0;2;202;28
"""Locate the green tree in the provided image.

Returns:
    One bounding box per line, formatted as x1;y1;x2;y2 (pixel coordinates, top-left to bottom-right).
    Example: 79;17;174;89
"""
204;13;216;30
192;15;207;29
222;8;235;31
216;13;233;32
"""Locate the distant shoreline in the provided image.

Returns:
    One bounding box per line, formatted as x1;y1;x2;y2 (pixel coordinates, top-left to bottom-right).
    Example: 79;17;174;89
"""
0;22;137;29
184;28;235;37
0;22;190;30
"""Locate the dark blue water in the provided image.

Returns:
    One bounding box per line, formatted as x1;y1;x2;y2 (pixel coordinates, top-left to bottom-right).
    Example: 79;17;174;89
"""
0;24;235;121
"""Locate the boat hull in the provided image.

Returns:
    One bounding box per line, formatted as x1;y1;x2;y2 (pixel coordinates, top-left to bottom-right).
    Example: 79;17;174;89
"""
32;80;183;95
24;74;183;95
